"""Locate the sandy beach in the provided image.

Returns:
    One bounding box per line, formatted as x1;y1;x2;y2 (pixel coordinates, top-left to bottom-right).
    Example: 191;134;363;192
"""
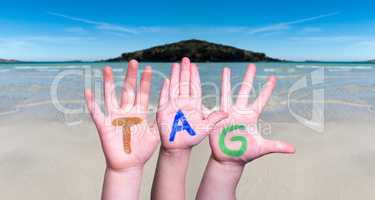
1;119;374;199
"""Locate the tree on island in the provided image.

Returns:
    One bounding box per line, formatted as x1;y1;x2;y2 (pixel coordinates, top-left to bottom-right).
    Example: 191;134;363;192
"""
106;39;280;62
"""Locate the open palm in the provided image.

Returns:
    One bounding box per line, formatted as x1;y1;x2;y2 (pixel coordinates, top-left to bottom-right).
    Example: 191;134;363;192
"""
209;64;295;165
156;57;227;149
85;60;159;171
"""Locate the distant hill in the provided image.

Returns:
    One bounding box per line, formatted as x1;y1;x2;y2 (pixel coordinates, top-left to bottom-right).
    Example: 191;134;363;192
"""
0;58;18;63
106;39;280;62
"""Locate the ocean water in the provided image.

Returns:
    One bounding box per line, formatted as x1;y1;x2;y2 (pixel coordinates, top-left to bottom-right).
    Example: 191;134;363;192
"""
0;61;374;124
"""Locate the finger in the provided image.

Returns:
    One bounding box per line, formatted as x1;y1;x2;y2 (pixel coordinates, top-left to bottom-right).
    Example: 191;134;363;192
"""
261;139;295;155
190;63;202;99
103;66;119;113
158;78;170;110
135;66;153;109
236;64;256;107
180;57;191;97
84;89;105;126
205;111;228;128
220;67;232;112
251;76;276;115
121;59;138;108
169;63;180;99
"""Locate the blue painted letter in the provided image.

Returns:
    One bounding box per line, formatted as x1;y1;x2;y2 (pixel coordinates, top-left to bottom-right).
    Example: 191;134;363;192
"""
169;110;196;142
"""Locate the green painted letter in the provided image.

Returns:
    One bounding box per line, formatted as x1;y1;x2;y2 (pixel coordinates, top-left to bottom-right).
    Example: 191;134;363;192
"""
219;124;248;157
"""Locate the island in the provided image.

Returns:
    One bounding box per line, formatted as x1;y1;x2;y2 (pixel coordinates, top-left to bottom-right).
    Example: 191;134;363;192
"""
106;39;280;62
0;58;18;63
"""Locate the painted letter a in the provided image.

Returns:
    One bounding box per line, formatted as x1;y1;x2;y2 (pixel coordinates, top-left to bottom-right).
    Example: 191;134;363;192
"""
169;110;196;142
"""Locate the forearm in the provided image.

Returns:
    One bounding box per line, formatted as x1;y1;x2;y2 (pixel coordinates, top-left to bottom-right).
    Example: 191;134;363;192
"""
151;147;191;200
102;167;143;200
196;156;244;200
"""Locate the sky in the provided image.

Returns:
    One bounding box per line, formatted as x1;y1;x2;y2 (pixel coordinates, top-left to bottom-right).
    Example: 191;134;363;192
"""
1;0;375;61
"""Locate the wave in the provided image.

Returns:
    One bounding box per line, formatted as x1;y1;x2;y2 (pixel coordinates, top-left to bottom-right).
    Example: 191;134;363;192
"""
296;65;322;69
350;66;373;69
0;69;11;73
263;68;277;72
13;65;89;70
14;66;59;70
112;68;124;72
327;68;352;72
296;65;374;70
36;69;60;72
62;65;88;69
14;66;38;70
327;66;373;70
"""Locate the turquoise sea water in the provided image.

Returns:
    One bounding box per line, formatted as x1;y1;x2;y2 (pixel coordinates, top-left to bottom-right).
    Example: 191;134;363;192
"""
0;61;374;123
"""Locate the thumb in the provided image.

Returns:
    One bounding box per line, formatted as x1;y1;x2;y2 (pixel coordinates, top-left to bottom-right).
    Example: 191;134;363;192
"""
261;139;295;155
205;111;228;128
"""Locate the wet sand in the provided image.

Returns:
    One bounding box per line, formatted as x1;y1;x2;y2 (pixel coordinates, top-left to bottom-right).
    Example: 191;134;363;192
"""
1;120;374;199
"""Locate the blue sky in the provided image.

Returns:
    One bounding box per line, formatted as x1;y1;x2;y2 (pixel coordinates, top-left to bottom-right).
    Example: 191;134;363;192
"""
1;0;375;61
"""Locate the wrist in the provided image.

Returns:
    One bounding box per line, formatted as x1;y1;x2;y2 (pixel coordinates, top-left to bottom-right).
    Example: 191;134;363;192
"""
106;165;144;177
102;166;143;200
159;146;192;158
151;146;191;200
208;155;245;177
196;155;245;200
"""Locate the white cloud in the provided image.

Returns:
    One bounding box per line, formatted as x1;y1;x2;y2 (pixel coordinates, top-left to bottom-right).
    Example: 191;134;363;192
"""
48;12;138;34
355;40;375;48
301;27;322;33
248;12;339;34
0;36;95;51
289;35;375;50
0;40;33;51
290;35;358;43
48;11;339;36
0;36;100;61
95;23;137;33
65;27;86;33
26;36;96;43
248;23;290;34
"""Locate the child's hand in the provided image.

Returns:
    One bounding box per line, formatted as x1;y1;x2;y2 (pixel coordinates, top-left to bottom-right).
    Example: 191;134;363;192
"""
156;57;227;150
152;57;227;200
209;65;295;165
85;60;159;171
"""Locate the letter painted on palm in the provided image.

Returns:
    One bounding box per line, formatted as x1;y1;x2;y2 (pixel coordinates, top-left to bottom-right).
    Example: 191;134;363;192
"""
169;110;196;142
112;117;143;153
219;124;248;157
